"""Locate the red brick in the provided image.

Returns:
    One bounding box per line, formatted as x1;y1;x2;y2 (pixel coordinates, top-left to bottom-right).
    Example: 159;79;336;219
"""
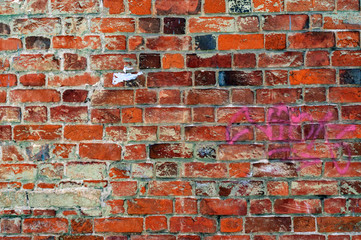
111;181;137;196
71;218;93;234
324;16;361;29
263;15;308;30
329;87;361;103
149;181;192;196
64;125;103;141
94;218;143;233
337;0;359;10
14;125;61;141
104;0;124;14
135;89;157;104
128;126;157;141
91;109;120;123
51;106;88;123
122;108;143;123
0;38;22;51
254;0;284;11
155;0;201;14
170;217;216;233
219;34;264;50
189;17;234;33
13;54;60;71
183;162;227;178
204;0;225;13
274;199;321;214
265;70;288;86
159;90;181;105
265;33;286;50
324;198;347;214
258;52;303;68
237;16;260;32
49;73;100;87
91;18;135;33
19;73;45;86
293;217;316;232
245;217;291;233
91;90;134;106
10;89;60;103
90;54;137;70
229;162;251;178
186;54;232;68
337;31;360;48
0;107;21;122
80;143;121;160
193;107;215;123
318;217;361;232
218;144;265;160
0;218;20;233
175;198;197;214
146;36;192;51
286;0;335;11
305;51;330;66
13;18;61;34
185;126;227;141
53;35;100;49
128;0;151;15
256;88;302;104
220;218;243;233
233;53;256;68
332;50;361;66
147;72;192;87
124;144;147;160
232;89;254;104
289;32;335;49
200;199;247;215
290;69;335;85
145;108;191;123
128;198;173;214
162;54;184;69
291;180;338;195
185;89;228;105
250;199;272;214
145;216;168;232
23;218;68;233
105;35;126;50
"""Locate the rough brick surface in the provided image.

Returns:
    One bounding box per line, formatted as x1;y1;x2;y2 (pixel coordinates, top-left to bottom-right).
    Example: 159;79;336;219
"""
0;0;360;238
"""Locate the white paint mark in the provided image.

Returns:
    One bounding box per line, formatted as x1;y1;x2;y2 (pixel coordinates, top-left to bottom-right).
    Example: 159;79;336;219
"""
112;66;143;85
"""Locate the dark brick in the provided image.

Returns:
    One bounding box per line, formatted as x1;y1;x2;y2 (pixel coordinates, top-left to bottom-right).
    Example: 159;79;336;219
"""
340;69;361;84
164;18;186;34
229;0;251;13
139;18;161;33
64;53;87;71
156;162;178;177
25;36;50;50
195;71;216;86
219;71;263;86
197;146;216;159
139;53;161;69
63;90;88;102
195;35;216;50
0;23;10;35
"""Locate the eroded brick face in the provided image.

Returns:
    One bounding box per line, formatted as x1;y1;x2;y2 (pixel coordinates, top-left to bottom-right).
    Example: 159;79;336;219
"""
0;0;360;238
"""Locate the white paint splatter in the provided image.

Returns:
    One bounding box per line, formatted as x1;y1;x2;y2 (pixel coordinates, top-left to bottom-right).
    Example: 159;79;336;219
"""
112;66;143;85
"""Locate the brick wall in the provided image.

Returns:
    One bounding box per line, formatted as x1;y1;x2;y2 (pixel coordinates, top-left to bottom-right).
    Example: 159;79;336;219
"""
0;0;361;239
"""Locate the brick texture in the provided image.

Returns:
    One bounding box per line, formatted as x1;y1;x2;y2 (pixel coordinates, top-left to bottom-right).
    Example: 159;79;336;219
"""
0;0;360;238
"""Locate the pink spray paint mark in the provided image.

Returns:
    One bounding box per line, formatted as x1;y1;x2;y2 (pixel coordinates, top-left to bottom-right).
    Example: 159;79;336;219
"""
226;104;356;175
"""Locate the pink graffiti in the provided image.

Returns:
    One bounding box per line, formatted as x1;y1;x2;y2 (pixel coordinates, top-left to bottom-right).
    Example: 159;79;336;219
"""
226;104;356;174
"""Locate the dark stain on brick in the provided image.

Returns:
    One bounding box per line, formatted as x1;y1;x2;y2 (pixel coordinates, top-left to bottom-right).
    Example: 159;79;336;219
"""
139;53;161;69
195;35;216;50
340;69;361;84
0;23;11;35
164;18;186;34
63;90;88;102
25;36;50;50
219;71;263;86
195;71;216;86
139;18;161;33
